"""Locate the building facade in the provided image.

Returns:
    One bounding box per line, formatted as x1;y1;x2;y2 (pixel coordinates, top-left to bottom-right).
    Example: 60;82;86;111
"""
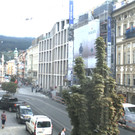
26;40;39;84
18;51;27;79
38;19;69;90
93;1;116;78
112;0;135;103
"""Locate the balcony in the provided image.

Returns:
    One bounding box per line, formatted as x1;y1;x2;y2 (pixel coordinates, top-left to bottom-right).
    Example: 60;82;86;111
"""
125;27;135;39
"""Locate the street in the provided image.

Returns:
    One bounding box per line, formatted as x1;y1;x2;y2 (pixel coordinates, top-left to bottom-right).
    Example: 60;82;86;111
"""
0;86;135;135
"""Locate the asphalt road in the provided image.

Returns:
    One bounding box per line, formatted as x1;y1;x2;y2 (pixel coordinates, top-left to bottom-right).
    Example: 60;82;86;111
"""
0;86;135;135
16;93;71;135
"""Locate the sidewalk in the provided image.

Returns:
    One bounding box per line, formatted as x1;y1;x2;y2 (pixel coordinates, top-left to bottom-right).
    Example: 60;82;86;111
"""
17;85;48;98
0;86;47;135
0;109;26;135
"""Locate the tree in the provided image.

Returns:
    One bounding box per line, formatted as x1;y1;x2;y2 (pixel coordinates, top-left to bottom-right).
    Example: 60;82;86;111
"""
63;37;123;135
2;82;17;94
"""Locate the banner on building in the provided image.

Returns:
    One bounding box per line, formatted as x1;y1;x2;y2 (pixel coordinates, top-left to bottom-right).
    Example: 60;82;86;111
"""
74;19;100;68
69;0;74;25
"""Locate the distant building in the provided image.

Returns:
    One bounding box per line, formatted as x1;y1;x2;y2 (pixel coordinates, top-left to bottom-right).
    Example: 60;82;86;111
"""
26;40;39;84
93;0;115;78
0;54;5;83
18;51;27;79
6;60;16;76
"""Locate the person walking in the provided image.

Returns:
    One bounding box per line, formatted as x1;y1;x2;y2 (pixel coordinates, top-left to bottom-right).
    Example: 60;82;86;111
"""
60;128;66;135
1;111;7;129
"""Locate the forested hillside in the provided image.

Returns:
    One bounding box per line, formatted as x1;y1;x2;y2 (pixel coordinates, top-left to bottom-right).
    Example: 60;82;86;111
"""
0;35;34;52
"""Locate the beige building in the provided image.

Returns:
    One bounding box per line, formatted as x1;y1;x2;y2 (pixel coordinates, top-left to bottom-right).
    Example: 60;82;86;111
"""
26;40;39;84
112;1;135;103
6;60;16;76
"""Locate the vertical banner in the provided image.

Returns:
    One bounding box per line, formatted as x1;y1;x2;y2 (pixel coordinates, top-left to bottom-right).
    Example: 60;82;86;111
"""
68;41;73;82
107;16;111;68
69;0;74;25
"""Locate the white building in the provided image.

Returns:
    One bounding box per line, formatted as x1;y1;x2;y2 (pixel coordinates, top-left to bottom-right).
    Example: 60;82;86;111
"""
26;41;39;84
38;19;69;91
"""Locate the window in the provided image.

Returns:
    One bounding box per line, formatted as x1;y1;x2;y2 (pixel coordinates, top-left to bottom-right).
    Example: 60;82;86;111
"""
118;53;120;65
127;51;130;64
37;121;50;128
130;22;134;28
117;74;120;84
123;52;126;64
118;16;121;21
124;14;127;19
133;75;135;86
111;54;113;63
118;26;121;36
127;74;130;85
123;24;127;34
61;21;65;29
133;50;135;64
123;74;126;85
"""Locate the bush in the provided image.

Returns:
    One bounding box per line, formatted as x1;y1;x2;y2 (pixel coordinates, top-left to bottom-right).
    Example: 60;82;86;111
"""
2;82;17;93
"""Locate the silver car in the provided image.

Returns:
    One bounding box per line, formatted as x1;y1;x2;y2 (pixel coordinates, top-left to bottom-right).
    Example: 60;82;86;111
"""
120;103;135;130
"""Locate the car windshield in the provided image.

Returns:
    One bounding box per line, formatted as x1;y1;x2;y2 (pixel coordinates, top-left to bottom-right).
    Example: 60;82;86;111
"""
125;107;135;114
20;108;33;115
37;121;50;128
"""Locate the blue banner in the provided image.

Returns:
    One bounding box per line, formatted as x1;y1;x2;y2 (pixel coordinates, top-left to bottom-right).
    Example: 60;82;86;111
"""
69;0;74;24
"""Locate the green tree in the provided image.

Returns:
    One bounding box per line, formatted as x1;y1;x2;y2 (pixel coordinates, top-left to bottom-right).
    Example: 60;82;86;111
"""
63;37;123;135
2;82;17;93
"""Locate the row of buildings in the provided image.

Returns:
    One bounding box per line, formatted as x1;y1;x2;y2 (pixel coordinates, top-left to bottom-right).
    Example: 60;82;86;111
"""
0;0;135;103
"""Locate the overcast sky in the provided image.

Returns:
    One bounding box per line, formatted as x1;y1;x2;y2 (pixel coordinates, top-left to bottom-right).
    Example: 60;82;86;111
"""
0;0;106;38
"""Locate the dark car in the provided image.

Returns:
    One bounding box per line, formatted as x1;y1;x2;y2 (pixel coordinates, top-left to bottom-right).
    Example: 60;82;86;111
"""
0;94;21;112
16;104;33;124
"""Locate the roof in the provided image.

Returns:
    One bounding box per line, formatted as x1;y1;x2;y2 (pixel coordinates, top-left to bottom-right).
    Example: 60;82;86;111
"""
122;103;135;108
32;115;51;121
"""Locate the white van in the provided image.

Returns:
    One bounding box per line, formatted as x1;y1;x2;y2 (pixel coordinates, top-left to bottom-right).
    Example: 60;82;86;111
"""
119;103;135;129
26;115;53;135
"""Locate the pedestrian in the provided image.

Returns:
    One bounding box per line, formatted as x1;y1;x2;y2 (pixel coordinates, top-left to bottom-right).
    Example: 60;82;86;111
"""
1;111;6;129
59;127;66;135
31;85;34;92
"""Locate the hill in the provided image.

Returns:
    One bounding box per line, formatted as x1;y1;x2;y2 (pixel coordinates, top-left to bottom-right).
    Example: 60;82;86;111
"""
0;35;34;52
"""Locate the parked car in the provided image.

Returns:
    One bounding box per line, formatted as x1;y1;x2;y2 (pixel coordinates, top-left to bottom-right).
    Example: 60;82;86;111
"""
16;104;33;124
119;103;135;129
26;115;53;135
0;94;22;112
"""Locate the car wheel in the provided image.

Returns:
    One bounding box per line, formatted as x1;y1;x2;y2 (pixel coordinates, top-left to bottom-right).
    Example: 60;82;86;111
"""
9;107;12;112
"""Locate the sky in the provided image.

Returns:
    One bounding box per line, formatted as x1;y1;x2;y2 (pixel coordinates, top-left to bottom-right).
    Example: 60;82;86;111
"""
0;0;106;38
